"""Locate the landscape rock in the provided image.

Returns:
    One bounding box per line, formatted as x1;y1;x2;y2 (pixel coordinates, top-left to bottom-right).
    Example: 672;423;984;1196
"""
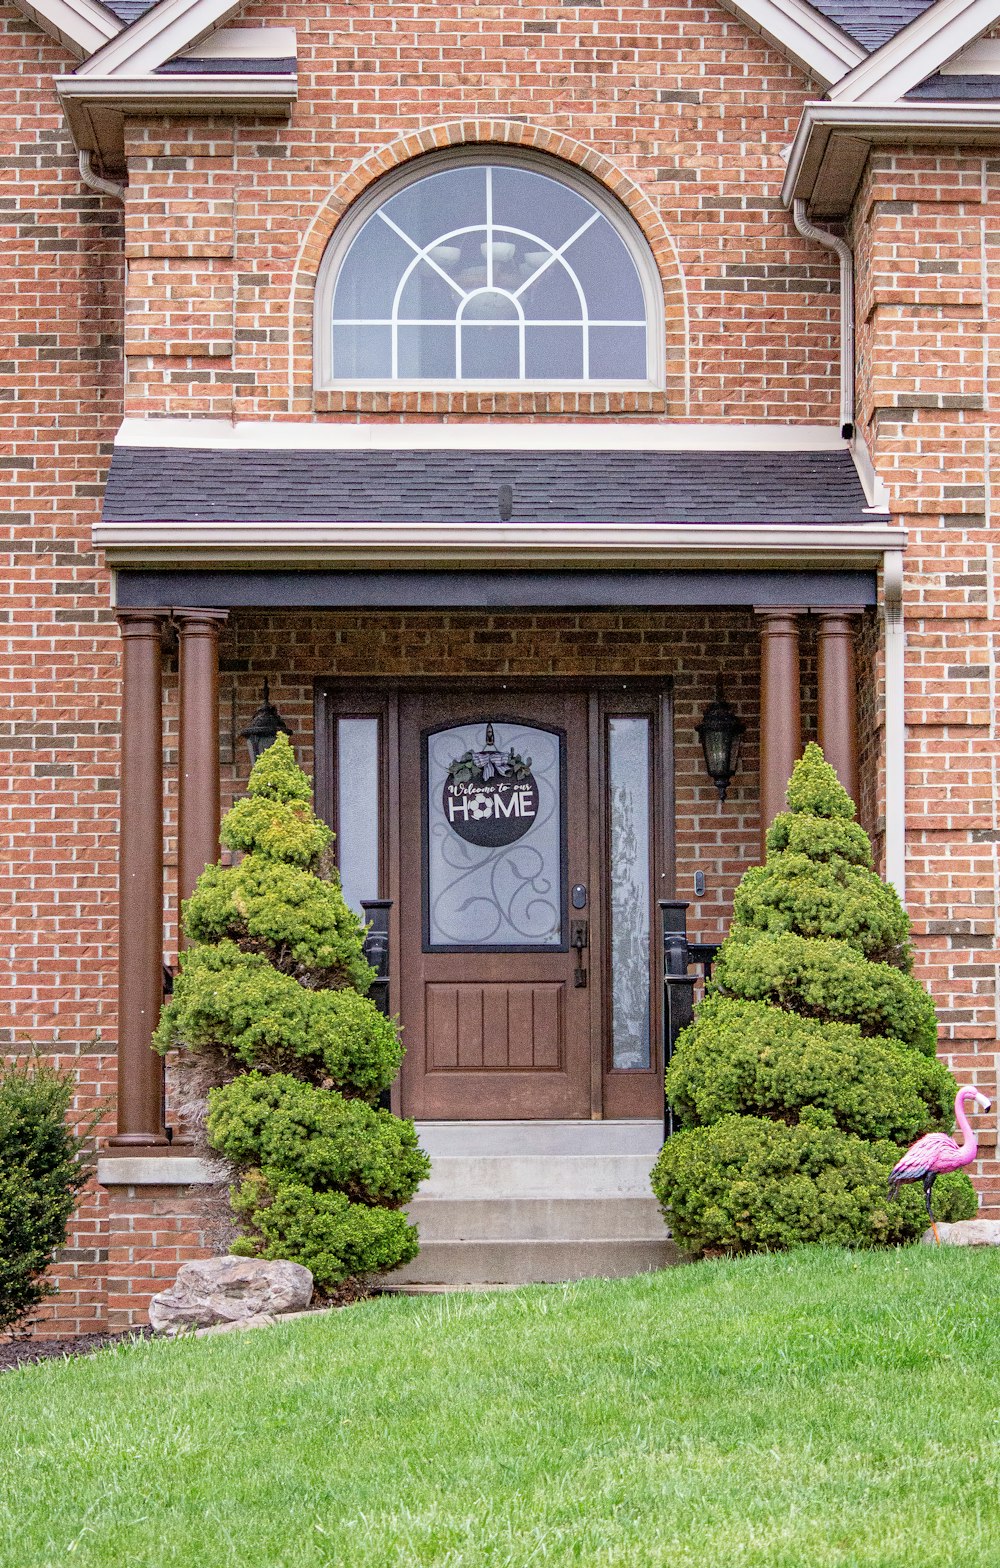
921;1219;1000;1247
149;1256;313;1336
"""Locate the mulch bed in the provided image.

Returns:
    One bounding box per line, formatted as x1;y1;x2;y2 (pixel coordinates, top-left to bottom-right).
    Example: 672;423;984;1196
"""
0;1287;372;1371
0;1328;155;1373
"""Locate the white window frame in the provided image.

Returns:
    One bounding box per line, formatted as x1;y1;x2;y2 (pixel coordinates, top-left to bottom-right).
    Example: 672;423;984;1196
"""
313;148;666;393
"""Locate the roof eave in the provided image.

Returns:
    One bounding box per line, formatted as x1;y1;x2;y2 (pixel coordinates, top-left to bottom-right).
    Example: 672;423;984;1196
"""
55;71;297;164
783;99;1000;214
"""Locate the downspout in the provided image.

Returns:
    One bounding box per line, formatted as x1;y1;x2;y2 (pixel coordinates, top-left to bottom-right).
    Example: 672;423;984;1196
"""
882;550;907;904
792;198;854;439
79;149;125;203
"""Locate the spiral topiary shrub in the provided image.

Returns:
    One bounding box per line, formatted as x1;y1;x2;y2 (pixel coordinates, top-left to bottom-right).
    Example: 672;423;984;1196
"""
651;744;976;1256
155;734;429;1290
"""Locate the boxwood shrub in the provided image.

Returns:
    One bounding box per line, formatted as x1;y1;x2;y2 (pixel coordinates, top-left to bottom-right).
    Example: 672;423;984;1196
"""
0;1059;91;1333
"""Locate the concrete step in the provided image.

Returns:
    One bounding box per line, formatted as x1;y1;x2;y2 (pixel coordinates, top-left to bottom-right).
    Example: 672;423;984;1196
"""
386;1237;682;1286
407;1195;665;1242
415;1120;663;1157
416;1154;657;1200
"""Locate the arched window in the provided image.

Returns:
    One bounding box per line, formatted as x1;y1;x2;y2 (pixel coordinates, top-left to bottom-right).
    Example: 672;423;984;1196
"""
314;152;662;389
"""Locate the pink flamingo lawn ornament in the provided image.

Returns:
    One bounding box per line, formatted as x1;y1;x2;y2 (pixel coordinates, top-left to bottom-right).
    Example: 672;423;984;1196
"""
889;1085;993;1243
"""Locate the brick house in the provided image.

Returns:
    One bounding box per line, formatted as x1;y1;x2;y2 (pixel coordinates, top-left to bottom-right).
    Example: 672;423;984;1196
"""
4;0;999;1329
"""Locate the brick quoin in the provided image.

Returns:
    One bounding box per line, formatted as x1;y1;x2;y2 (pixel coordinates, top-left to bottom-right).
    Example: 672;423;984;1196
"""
2;0;998;1331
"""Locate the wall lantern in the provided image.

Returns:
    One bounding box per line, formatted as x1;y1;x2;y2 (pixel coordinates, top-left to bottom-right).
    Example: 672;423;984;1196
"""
696;680;745;802
241;679;292;767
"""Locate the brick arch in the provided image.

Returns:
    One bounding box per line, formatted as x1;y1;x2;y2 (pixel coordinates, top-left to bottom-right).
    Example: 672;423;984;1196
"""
287;120;689;414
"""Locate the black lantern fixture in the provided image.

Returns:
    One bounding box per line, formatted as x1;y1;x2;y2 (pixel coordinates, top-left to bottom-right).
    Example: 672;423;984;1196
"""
241;679;292;767
696;680;745;802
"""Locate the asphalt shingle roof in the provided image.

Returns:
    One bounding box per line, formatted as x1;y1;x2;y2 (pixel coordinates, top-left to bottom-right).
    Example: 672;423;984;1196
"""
806;0;937;52
100;0;158;22
156;56;297;74
906;71;1000;99
101;446;872;527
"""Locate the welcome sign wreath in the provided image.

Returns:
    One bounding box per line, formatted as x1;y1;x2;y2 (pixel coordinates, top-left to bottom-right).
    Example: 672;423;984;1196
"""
443;724;540;848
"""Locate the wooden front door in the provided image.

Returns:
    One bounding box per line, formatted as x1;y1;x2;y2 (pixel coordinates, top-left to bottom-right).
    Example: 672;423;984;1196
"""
398;689;593;1120
318;677;674;1122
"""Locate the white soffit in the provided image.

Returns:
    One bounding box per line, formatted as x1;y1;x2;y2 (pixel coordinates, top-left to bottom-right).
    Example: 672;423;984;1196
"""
719;0;864;86
112;418;853;453
828;0;1000;104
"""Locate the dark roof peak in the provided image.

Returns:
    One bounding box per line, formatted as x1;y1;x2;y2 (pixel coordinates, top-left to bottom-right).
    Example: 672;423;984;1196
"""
805;0;938;53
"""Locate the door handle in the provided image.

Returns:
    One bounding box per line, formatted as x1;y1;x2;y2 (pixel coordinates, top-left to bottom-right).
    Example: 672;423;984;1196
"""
570;920;588;987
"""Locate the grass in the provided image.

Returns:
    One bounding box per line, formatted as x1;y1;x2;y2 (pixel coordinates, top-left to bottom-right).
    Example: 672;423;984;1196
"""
1;1248;999;1568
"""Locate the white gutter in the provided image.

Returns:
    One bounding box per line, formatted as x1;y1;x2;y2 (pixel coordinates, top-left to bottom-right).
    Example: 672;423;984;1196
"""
792;199;854;437
56;73;298;112
883;550;907;902
94;519;907;569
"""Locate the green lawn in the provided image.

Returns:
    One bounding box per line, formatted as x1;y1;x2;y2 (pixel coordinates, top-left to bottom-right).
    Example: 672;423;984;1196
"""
2;1248;999;1568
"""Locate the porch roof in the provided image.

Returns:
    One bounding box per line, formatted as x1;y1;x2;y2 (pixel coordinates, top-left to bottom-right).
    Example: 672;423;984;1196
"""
102;444;874;528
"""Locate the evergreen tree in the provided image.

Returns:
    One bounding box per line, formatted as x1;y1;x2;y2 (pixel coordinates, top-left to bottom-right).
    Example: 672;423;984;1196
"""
155;735;429;1289
651;744;976;1254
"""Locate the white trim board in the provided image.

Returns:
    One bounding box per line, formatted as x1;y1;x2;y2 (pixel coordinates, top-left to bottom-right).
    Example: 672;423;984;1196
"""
76;0;247;77
94;519;907;570
112;418;853;453
719;0;864;86
11;0;120;60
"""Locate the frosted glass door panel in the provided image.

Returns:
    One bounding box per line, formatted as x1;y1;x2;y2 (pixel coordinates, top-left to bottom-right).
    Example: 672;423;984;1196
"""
425;721;564;949
609;717;651;1069
337;718;380;916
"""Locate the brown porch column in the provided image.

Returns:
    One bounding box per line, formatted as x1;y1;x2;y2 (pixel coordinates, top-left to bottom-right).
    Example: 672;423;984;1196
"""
111;610;168;1146
816;610;860;808
176;610;227;926
756;610;802;855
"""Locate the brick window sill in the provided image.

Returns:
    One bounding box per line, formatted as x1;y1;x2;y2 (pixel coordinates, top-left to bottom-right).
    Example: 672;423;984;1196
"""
313;389;672;416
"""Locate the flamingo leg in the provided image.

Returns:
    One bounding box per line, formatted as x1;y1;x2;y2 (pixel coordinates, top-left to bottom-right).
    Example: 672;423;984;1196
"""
923;1174;940;1246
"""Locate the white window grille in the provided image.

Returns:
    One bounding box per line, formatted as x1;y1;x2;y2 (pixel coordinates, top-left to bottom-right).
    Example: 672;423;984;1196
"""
314;153;663;390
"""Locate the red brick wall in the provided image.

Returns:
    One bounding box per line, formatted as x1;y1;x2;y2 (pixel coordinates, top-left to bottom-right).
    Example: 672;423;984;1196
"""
120;0;842;424
0;1;124;1334
5;0;999;1334
852;150;1000;1203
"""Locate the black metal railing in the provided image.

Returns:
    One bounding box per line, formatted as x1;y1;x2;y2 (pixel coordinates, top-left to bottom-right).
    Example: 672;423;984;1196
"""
659;900;720;1138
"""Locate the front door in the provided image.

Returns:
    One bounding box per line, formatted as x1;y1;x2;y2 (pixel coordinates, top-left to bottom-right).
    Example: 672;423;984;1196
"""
318;678;672;1122
398;689;593;1119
